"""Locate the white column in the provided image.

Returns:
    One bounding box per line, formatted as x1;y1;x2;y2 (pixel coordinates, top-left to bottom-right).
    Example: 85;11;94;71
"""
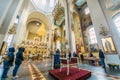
0;0;13;28
15;1;29;45
56;41;61;50
71;31;76;53
64;0;74;56
48;15;54;52
4;0;24;41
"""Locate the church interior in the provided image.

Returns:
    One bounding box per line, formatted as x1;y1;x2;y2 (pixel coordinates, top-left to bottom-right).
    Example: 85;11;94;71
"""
0;0;120;80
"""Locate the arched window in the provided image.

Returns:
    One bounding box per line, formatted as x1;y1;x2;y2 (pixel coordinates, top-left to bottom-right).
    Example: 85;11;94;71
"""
113;13;120;33
89;27;97;44
7;34;14;48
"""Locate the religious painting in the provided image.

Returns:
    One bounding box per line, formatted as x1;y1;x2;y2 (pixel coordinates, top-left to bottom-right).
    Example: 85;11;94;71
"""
101;37;116;54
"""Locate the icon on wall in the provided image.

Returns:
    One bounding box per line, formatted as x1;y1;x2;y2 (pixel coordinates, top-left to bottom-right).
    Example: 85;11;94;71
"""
101;37;116;54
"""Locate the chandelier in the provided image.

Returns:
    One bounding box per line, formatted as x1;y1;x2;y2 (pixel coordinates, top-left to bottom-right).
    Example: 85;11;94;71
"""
99;24;109;36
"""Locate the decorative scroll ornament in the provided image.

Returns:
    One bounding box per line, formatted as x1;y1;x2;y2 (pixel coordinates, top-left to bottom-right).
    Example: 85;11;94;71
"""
105;0;120;10
8;26;16;34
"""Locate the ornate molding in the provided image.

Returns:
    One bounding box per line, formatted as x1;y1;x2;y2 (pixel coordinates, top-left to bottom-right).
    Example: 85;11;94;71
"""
99;24;109;36
8;25;16;34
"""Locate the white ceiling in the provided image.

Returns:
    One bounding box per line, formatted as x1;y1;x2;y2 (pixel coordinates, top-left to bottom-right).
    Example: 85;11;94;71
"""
31;0;58;14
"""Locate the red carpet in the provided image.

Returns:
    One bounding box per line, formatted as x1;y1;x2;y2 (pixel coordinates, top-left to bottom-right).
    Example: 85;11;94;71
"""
49;67;91;80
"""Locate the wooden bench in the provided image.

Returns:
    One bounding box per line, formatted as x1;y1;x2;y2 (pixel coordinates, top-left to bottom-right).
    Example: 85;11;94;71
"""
84;57;100;66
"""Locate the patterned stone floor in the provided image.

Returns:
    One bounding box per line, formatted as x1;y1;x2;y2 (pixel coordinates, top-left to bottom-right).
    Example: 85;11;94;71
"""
0;58;120;80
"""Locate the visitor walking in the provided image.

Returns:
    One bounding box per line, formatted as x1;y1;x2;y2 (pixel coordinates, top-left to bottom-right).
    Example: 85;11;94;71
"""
1;47;15;78
99;49;105;68
12;47;25;79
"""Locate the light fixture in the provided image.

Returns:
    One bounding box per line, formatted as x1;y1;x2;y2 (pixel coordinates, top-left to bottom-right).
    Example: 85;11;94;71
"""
36;22;40;26
99;24;109;36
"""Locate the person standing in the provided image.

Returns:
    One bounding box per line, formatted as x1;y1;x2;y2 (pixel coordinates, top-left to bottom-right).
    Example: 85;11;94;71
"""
79;52;84;63
2;47;15;78
54;49;60;69
99;49;105;68
88;52;95;64
12;47;25;79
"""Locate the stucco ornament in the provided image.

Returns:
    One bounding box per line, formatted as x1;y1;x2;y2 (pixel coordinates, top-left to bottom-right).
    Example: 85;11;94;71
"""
8;26;16;34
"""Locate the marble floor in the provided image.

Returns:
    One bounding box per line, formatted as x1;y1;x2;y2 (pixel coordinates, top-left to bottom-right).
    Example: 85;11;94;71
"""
0;58;120;80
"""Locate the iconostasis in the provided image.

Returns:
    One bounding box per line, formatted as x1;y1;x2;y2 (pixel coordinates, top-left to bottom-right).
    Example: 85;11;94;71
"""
20;37;48;57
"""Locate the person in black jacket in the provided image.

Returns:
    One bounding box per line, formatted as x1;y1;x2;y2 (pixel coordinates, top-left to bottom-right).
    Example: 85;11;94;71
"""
99;49;105;68
1;47;15;78
88;52;95;65
12;47;25;79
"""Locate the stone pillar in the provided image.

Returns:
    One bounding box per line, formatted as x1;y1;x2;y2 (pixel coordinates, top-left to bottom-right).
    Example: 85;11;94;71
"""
64;0;74;57
0;0;13;28
14;0;29;45
0;0;13;47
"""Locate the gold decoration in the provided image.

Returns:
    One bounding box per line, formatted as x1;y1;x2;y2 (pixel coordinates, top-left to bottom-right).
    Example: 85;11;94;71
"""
52;2;64;24
8;26;16;34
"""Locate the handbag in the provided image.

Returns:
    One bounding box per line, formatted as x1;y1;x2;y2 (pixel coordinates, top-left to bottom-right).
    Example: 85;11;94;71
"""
3;54;10;61
0;58;3;64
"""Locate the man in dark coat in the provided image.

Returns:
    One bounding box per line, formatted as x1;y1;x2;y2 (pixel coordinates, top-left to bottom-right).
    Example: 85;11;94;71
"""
2;47;15;78
99;49;105;68
12;47;25;79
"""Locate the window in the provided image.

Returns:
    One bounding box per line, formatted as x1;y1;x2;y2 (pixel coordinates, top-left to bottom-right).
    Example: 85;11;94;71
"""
84;7;90;15
7;34;14;48
89;28;97;44
113;13;120;32
14;15;19;24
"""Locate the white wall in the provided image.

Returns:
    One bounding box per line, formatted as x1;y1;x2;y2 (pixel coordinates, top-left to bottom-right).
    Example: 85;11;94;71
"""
87;0;120;65
0;0;12;28
106;55;120;67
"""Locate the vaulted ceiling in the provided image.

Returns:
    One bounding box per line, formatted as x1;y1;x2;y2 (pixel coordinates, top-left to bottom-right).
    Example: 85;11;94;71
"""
31;0;58;14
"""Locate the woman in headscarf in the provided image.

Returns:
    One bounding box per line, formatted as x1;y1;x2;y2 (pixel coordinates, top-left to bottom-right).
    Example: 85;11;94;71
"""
2;47;15;78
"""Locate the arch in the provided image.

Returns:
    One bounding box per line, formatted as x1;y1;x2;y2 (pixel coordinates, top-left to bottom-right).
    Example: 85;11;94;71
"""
112;12;120;33
112;11;120;19
26;10;51;31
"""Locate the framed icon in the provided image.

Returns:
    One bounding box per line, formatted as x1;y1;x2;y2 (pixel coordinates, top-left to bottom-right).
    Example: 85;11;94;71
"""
101;37;116;54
